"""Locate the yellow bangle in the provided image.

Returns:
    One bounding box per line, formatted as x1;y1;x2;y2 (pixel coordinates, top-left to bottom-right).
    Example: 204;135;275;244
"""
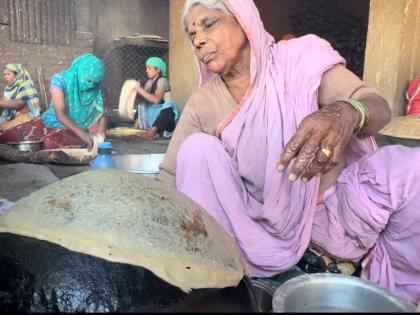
339;98;370;134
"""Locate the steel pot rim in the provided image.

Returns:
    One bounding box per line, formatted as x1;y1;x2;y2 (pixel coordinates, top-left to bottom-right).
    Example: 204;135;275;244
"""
272;273;416;313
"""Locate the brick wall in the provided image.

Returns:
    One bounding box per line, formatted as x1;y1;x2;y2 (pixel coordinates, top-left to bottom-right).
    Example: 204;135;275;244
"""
0;25;92;106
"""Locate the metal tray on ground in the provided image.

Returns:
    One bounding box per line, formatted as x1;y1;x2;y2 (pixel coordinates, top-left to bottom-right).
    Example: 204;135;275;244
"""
112;154;165;178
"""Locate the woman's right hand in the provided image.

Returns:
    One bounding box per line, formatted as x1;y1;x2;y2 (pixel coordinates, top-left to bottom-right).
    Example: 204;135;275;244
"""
135;82;146;96
81;131;93;150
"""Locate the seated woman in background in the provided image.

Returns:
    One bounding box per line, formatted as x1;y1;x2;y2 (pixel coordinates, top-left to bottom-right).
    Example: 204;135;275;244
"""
133;57;179;140
0;54;107;150
0;64;40;133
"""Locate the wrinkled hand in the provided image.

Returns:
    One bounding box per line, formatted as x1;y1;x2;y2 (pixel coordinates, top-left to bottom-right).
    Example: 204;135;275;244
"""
277;102;359;182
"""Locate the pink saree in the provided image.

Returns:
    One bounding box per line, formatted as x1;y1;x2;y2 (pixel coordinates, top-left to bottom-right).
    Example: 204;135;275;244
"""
176;0;420;304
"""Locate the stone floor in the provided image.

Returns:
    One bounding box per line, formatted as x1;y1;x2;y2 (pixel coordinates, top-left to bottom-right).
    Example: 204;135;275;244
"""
0;137;170;202
1;134;419;202
0;163;59;202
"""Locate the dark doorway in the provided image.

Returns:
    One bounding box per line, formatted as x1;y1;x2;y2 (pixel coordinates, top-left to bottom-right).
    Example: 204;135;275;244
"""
256;0;370;78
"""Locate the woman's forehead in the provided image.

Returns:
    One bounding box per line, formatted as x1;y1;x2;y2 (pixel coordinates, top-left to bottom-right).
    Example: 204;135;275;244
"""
3;69;14;75
186;5;227;27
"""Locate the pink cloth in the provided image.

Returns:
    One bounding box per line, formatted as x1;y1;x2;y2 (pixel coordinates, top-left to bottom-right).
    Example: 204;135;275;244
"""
406;77;420;115
311;146;420;303
177;0;420;304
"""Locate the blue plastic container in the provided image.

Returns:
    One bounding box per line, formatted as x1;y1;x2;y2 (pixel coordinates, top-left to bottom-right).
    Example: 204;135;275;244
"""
92;142;116;170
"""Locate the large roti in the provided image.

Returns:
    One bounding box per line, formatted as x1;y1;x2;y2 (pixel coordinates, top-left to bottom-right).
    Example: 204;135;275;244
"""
0;170;248;292
118;80;138;120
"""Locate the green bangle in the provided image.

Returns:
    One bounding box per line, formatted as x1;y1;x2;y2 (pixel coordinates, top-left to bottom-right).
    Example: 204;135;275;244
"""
339;98;370;134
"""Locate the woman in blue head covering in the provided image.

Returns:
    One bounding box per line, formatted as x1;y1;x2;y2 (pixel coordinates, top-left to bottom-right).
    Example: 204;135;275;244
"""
0;54;107;150
133;57;179;140
41;53;107;149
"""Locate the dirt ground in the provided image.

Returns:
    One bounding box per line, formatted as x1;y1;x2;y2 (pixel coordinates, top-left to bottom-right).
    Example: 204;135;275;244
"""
0;137;170;202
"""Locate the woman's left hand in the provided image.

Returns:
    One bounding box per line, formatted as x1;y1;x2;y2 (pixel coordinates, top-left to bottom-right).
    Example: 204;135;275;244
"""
81;132;94;150
135;82;144;93
277;102;359;182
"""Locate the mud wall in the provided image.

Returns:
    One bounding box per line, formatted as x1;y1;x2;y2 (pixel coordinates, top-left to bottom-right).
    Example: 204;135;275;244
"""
0;25;92;106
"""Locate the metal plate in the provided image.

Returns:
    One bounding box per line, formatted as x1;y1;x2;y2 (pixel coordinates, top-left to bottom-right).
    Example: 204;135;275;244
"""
272;273;416;313
113;154;165;177
6;140;42;152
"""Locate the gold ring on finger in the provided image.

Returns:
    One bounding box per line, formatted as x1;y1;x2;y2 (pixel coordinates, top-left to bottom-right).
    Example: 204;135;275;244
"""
320;148;333;159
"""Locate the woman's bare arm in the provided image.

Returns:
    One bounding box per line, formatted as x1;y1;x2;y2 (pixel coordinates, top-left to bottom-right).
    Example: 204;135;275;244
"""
136;84;165;104
51;87;92;146
0;98;26;110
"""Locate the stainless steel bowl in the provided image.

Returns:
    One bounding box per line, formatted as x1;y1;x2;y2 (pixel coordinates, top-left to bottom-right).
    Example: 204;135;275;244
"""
112;154;165;178
272;273;416;313
7;140;42;152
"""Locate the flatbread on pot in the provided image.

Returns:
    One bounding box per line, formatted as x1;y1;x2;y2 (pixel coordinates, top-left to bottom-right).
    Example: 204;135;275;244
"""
0;170;248;292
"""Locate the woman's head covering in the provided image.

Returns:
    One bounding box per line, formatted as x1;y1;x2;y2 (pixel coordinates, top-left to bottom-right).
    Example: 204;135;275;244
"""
192;0;270;88
3;63;38;102
60;53;106;129
146;57;167;77
1;63;39;121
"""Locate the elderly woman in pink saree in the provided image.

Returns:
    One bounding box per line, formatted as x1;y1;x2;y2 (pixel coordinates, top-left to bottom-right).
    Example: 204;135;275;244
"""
158;0;420;305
